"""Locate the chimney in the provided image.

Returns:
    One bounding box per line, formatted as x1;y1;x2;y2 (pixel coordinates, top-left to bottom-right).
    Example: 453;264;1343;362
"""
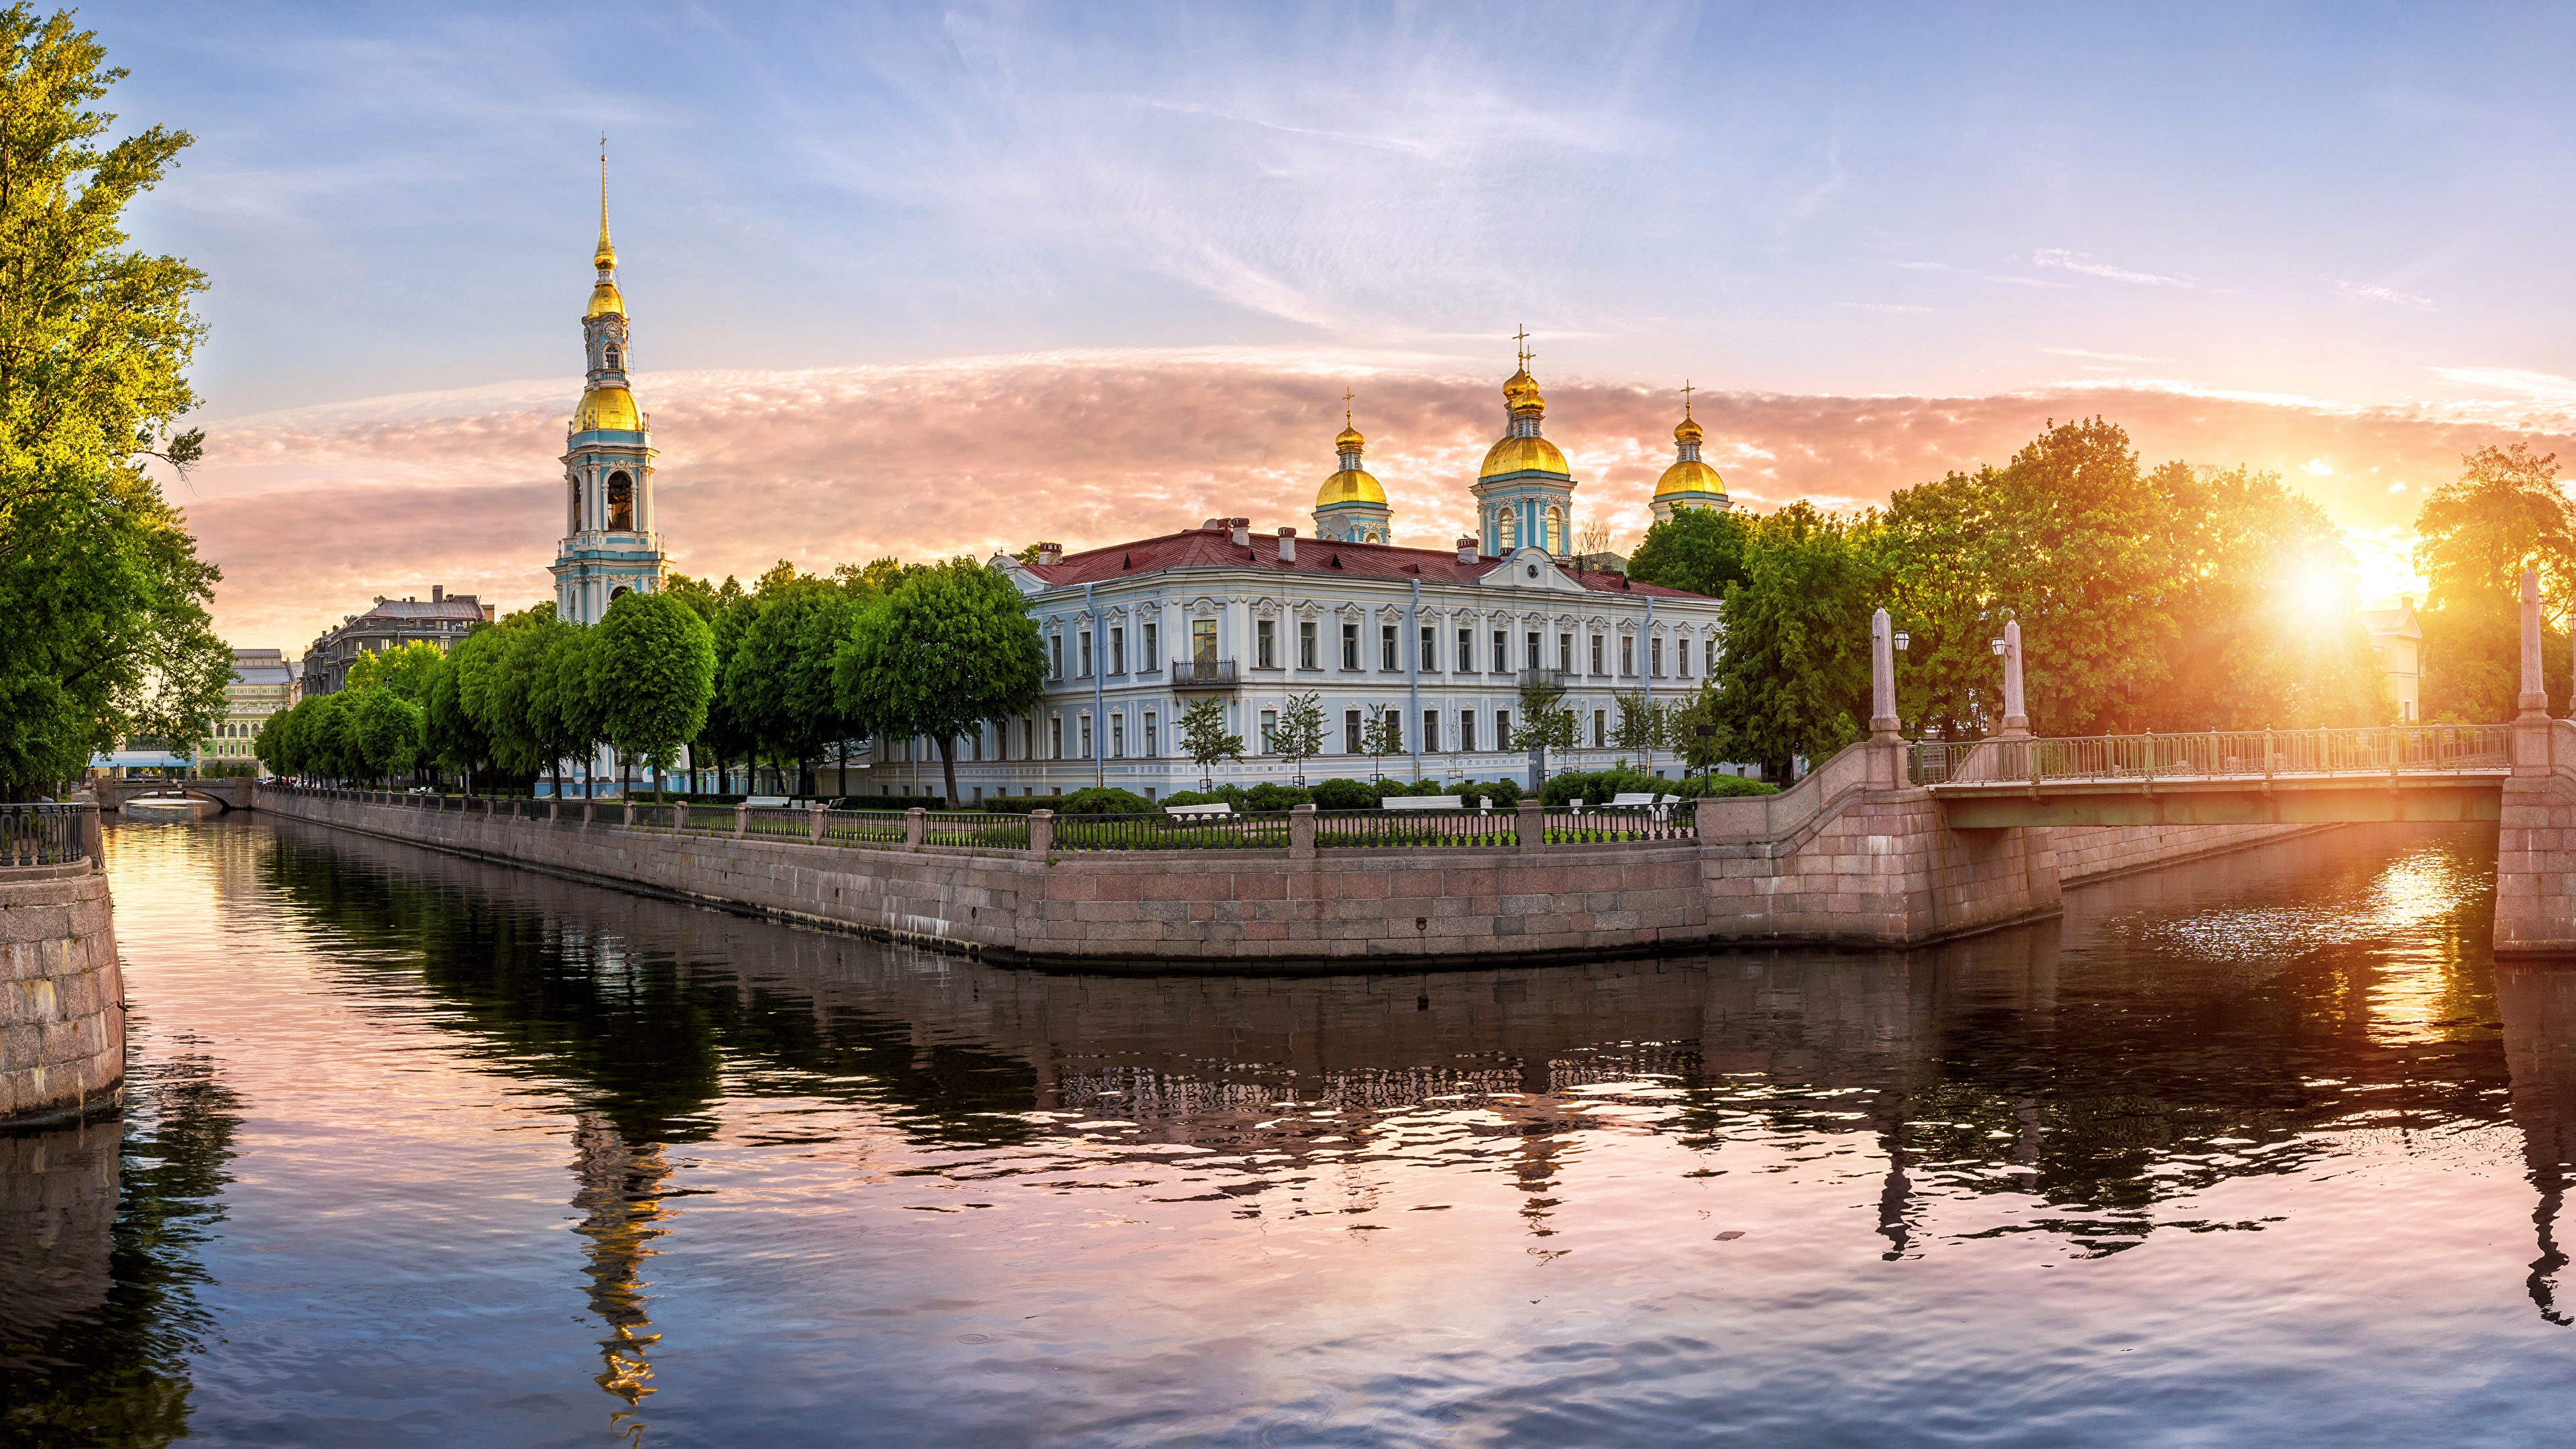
1036;541;1063;566
1457;536;1478;564
431;584;443;603
1277;527;1297;564
1230;519;1251;547
481;604;495;623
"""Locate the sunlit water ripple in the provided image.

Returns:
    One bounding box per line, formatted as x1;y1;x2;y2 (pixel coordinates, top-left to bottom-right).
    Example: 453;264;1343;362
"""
3;818;2573;1446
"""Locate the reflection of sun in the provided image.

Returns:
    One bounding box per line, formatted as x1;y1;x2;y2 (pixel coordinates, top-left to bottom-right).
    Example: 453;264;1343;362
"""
2363;855;2481;1046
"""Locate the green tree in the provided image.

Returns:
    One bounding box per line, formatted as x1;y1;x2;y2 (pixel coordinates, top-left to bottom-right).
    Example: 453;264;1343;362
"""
535;625;604;797
1361;703;1406;782
727;561;837;793
0;7;223;798
421;648;492;791
593;590;717;802
1509;675;1577;784
345;639;445;702
668;572;758;790
2414;441;2576;612
350;686;422;785
1709;501;1880;780
1626;506;1754;598
1273;690;1324;786
829;557;1045;807
1611;690;1665;763
1176;697;1244;791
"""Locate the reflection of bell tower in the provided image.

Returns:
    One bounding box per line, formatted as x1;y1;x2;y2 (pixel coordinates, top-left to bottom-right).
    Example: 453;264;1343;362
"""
551;148;668;626
570;1112;676;1442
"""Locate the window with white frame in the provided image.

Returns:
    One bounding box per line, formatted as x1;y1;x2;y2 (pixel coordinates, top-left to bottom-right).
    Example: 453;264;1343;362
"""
1422;708;1438;752
1589;634;1604;675
1342;623;1360;671
1419;625;1436;672
1110;627;1125;675
1458;627;1474;672
1111;714;1124;758
1651;637;1664;678
1257;619;1277;668
1380;624;1397;672
1260;708;1278;753
1143;621;1158;667
1079;631;1093;678
1299;621;1319;669
1621;635;1635;677
1144;711;1159;756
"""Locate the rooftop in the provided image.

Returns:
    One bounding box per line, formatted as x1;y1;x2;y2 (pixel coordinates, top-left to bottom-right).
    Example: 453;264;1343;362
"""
1016;525;1711;600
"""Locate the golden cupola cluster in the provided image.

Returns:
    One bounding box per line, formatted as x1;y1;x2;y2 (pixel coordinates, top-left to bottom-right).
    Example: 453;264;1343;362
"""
1480;355;1570;481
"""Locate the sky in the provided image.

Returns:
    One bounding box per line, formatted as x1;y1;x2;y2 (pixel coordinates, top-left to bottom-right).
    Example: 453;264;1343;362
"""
83;1;2576;646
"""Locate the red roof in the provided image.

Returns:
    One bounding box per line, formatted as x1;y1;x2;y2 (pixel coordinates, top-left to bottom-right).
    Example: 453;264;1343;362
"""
1018;527;1713;600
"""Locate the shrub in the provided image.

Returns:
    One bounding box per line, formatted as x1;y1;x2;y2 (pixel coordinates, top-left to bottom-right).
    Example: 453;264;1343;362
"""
828;794;949;810
1054;786;1157;816
1312;777;1377;810
1246;782;1312;811
1542;768;1666;806
1672;773;1778;798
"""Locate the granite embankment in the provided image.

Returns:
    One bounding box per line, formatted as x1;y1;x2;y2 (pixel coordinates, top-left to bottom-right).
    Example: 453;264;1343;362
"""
257;752;2334;971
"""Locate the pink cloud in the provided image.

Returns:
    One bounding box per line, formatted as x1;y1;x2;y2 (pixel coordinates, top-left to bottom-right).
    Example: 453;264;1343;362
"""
184;354;2576;650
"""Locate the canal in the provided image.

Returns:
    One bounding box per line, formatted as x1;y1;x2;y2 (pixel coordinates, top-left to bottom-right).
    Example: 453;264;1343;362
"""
5;816;2573;1446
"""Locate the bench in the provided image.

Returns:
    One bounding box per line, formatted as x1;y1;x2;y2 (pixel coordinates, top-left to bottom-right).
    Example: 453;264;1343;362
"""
1607;792;1680;807
742;796;794;808
1379;796;1464;810
1165;802;1235;818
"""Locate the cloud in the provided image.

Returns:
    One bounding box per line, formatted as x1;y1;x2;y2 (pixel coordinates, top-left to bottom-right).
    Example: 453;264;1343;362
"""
2032;248;2202;288
2042;347;2156;362
2427;366;2576;400
2332;278;2434;309
181;350;2576;650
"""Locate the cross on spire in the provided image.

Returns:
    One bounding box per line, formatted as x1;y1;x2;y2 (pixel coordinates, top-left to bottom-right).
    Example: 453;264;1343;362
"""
1343;386;1354;425
1681;379;1695;418
1513;325;1532;369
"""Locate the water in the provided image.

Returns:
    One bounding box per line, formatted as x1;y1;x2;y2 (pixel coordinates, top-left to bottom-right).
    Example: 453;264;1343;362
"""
5;818;2573;1446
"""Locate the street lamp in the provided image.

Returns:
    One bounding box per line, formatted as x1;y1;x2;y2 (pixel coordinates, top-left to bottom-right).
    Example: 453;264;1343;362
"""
1990;637;2005;657
1893;631;1909;653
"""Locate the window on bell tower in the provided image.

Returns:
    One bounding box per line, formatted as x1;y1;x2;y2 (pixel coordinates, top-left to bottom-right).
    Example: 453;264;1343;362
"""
605;346;621;371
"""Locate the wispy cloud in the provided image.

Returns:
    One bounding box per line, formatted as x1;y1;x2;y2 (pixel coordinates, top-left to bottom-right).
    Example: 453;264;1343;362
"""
2033;248;2202;288
2427;366;2576;400
2043;347;2157;362
2333;278;2434;308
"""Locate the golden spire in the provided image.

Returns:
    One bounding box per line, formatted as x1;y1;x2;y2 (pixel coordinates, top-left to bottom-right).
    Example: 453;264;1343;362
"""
1335;386;1364;452
1682;379;1695;419
593;136;615;272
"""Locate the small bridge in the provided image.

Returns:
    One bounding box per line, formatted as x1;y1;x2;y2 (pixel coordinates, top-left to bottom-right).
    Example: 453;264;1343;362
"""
94;777;254;813
1912;726;2512;828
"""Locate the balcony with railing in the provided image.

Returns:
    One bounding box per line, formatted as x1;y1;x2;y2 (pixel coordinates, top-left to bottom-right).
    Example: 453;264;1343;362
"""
1171;658;1240;691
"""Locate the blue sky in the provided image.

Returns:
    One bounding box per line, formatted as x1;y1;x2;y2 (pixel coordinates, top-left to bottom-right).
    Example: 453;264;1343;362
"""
103;0;2576;418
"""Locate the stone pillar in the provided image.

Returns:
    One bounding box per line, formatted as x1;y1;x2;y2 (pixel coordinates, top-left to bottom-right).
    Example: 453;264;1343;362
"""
1028;808;1055;858
0;862;122;1126
1870;608;1900;739
904;808;926;849
1999;619;2030;739
623;800;637;828
1289;802;1316;859
733;802;748;839
1516;798;1544;853
2521;566;2548;720
809;802;828;843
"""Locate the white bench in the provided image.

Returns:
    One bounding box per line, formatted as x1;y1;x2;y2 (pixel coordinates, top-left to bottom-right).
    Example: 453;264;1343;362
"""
742;796;794;808
1165;802;1234;818
1380;796;1464;810
1607;792;1679;807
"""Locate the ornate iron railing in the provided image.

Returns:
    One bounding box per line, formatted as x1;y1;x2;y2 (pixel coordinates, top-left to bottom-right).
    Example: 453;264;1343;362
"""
1313;810;1520;849
1915;724;2513;788
0;803;87;867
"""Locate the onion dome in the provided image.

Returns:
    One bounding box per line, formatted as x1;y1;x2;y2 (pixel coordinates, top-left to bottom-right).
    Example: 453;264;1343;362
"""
1654;397;1725;500
1336;421;1365;451
586;279;626;319
1479;433;1570;479
575;386;641;432
1318;468;1387;507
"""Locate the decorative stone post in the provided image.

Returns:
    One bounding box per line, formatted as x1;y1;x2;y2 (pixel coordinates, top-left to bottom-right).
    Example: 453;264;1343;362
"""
1028;808;1055;858
2520;565;2548;720
1868;608;1905;788
1999;619;2030;739
733;802;748;839
622;799;637;828
904;807;927;849
1289;802;1316;859
809;802;828;843
1516;798;1544;853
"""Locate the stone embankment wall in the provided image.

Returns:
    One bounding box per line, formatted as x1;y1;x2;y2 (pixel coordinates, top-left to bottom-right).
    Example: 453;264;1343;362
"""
2052;822;2338;885
258;769;2343;969
0;862;123;1125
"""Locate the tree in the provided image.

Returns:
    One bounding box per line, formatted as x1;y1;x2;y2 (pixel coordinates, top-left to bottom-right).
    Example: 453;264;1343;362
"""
1611;690;1664;765
1176;698;1243;790
1273;691;1324;786
593;590;718;802
455;606;565;786
2413;441;2576;613
345;639;445;702
727;562;838;793
350;686;422;785
1708;500;1880;780
1361;704;1406;782
1670;682;1725;776
669;572;757;791
0;8;223;798
1626;507;1754;600
421;649;492;792
829;557;1046;807
1509;675;1577;784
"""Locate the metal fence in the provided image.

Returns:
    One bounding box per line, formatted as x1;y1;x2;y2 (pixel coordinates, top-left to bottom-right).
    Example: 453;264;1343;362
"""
1917;724;2514;788
1535;804;1697;844
818;810;908;847
924;812;1029;850
0;803;87;867
1313;810;1519;849
1050;812;1295;851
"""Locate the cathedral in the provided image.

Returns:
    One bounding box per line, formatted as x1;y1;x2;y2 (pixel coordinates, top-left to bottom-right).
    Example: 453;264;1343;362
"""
550;160;669;625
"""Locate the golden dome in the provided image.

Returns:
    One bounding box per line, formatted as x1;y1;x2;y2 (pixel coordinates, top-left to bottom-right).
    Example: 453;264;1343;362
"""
1336;423;1365;451
1479;433;1569;480
1674;415;1704;445
1318;468;1387;507
1503;367;1544;414
575;386;642;432
586;278;625;319
1654;459;1727;499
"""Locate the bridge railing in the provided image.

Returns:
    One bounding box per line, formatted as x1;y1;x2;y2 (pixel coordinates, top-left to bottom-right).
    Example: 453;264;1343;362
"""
1916;724;2512;788
1;802;89;867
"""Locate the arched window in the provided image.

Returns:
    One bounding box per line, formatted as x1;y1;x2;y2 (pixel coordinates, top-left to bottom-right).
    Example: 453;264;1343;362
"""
1499;509;1518;551
610;586;631;602
607;471;635;530
570;477;584;531
1547;506;1564;555
605;346;621;371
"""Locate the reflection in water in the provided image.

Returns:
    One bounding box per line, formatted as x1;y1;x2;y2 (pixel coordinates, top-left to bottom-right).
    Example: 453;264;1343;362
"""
571;1114;672;1443
2500;969;2576;1325
15;817;2575;1444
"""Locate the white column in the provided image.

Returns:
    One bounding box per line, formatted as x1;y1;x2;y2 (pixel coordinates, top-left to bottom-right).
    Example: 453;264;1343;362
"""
2520;565;2546;719
1870;608;1899;739
2000;619;2030;739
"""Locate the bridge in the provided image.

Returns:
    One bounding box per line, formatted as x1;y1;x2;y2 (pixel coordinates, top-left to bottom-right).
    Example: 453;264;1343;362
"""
93;777;254;812
1911;726;2512;828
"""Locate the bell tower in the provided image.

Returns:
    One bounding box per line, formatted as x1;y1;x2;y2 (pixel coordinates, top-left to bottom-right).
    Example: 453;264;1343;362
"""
550;150;667;625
